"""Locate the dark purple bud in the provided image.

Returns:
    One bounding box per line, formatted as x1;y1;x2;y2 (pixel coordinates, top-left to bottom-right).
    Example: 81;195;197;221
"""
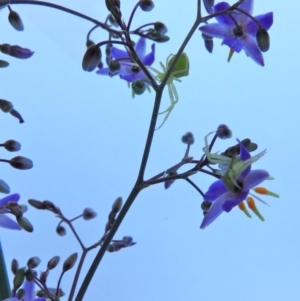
147;30;169;42
83;208;97;220
201;200;212;211
40;271;48;283
13;269;25;290
0;0;9;9
132;80;146;95
10;156;33;170
122;236;133;246
63;253;78;272
108;59;120;75
0;59;9;67
203;0;214;14
105;0;120;10
256;28;270;52
10;205;23;217
47;256;60;270
16;289;25;299
181;132;194;144
108;14;119;27
0;44;34;59
217;124;232;139
28;199;47;210
10;109;25;123
8;10;24;31
112;197;122;213
82;45;102;72
3;139;21;152
56;225;66;236
27;256;41;269
86;39;95;48
154;22;167;34
0;179;10;193
202;33;213;53
17;216;33;232
11;259;19;275
139;0;154;11
0;99;13;112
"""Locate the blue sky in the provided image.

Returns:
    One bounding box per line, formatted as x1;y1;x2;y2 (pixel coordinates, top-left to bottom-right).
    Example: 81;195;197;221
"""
1;1;299;300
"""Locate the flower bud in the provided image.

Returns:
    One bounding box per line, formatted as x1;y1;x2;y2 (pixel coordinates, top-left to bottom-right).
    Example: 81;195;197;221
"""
108;14;119;27
3;139;21;152
132;80;146;95
181;132;194;144
82;45;102;72
256;28;270;52
0;59;9;67
27;256;41;269
47;256;60;270
0;44;34;59
17;216;33;232
122;236;133;246
105;0;120;11
154;22;167;34
0;99;13;112
10;109;25;123
28;199;47;210
203;0;214;14
56;225;66;236
201;200;212;211
8;10;24;31
108;59;120;76
10;156;33;170
112;197;122;213
10;205;23;217
13;269;25;290
83;207;97;220
217;124;232;139
16;288;25;299
139;0;154;11
147;31;169;42
86;39;95;48
202;33;213;53
63;253;78;272
11;259;19;275
40;270;48;283
0;179;10;193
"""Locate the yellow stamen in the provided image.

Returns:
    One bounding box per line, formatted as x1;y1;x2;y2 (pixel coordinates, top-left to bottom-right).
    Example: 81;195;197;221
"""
238;202;252;218
253;187;280;198
247;197;265;221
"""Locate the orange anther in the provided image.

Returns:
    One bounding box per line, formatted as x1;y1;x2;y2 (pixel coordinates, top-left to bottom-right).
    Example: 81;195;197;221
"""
246;197;256;210
238;202;246;210
253;187;268;195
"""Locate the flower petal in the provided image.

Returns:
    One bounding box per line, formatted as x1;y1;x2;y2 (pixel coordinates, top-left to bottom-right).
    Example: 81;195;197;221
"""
0;214;21;230
245;12;273;34
243;169;270;190
0;193;20;206
111;47;129;60
204;180;227;201
23;280;35;301
199;23;233;40
223;38;243;52
214;2;234;26
142;43;155;66
222;190;249;212
135;37;146;60
240;35;264;66
239;0;253;16
96;67;109;75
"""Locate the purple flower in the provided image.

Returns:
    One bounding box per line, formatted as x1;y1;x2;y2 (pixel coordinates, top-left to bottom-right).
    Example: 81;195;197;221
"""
200;141;270;229
199;0;273;66
0;193;21;230
96;37;155;82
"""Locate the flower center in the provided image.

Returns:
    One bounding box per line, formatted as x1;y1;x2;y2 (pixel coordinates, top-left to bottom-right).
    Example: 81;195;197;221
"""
233;26;243;37
233;179;243;193
131;65;140;73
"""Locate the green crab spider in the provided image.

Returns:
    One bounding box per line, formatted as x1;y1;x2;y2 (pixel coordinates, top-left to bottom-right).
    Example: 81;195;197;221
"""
203;132;267;192
149;53;190;130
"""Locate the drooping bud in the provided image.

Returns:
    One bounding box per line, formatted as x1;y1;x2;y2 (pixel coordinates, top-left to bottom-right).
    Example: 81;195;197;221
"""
3;139;21;152
203;0;214;14
256;28;270;52
47;256;60;270
0;44;34;59
86;39;95;48
28;199;46;210
27;256;41;269
63;253;78;272
112;197;122;213
10;109;25;123
181;132;194;144
139;0;154;11
16;288;25;299
11;259;19;275
17;216;34;232
83;208;97;220
8;10;24;31
105;0;120;11
0;99;13;112
0;59;9;67
154;22;167;34
108;14;119;27
13;269;25;290
108;59;120;76
132;80;146;95
146;30;169;42
82;45;102;72
0;179;10;193
201;200;212;212
238;201;252;218
56;225;66;236
9;156;33;170
40;270;48;283
217;124;232;139
202;33;213;53
122;236;133;246
105;0;121;21
253;187;279;198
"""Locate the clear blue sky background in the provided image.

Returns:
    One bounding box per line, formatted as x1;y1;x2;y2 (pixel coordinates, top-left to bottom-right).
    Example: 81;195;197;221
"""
1;1;299;300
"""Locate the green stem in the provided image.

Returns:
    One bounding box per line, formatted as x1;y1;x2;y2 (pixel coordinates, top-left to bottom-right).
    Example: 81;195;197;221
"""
0;240;11;300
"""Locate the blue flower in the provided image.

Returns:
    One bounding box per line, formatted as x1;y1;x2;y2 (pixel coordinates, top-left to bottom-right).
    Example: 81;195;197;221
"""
0;193;21;230
96;37;155;82
200;141;270;229
199;0;273;66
